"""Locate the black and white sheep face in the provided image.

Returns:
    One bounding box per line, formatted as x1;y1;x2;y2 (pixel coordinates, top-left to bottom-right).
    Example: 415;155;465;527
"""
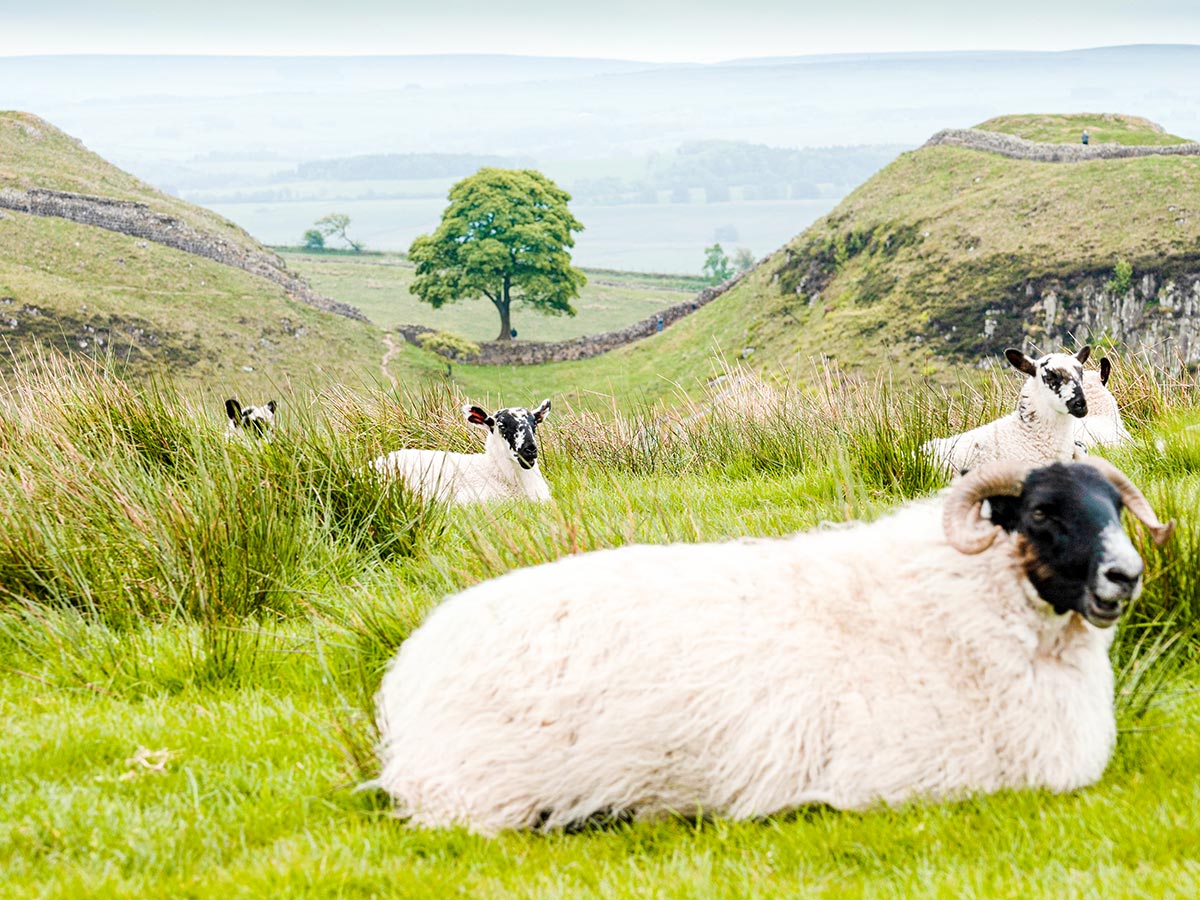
1006;347;1090;418
987;463;1144;627
465;400;551;470
226;398;277;439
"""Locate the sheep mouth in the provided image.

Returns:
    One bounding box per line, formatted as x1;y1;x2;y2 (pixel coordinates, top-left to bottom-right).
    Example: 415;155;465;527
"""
517;456;537;470
1081;594;1124;628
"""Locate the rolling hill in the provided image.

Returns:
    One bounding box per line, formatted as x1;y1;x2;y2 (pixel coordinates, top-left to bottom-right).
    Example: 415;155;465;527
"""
484;111;1199;405
0;111;384;395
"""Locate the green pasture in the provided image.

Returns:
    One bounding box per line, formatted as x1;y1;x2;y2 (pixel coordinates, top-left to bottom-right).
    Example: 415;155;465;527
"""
0;352;1197;898
279;248;706;341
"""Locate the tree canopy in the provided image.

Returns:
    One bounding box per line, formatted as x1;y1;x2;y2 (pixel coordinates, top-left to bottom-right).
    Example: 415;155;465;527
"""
408;168;586;341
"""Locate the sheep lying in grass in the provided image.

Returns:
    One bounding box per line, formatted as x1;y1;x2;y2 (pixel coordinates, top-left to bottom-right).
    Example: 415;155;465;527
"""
371;400;552;504
225;398;276;440
922;347;1091;473
1075;357;1133;448
374;456;1173;833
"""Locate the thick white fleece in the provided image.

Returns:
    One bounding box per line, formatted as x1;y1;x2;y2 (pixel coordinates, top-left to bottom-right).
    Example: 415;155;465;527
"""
1075;371;1132;448
375;497;1117;833
371;428;551;504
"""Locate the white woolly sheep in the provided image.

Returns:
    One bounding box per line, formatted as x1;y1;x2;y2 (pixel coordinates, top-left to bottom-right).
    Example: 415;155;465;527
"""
225;398;276;440
375;456;1173;833
371;400;552;504
1075;357;1133;448
922;347;1091;473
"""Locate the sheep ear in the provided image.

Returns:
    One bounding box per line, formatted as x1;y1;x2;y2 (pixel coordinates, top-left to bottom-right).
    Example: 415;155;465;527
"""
266;400;277;414
1099;357;1112;385
1005;349;1037;377
533;398;551;423
1076;346;1091;364
225;398;242;425
464;405;494;429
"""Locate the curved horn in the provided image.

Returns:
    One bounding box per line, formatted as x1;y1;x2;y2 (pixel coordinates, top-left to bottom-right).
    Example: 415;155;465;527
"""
1080;456;1175;546
943;460;1036;554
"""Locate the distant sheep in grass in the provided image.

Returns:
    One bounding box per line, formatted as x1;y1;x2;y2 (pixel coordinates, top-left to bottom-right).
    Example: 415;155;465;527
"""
374;456;1173;833
922;347;1091;473
225;398;276;440
371;400;553;504
1075;357;1133;448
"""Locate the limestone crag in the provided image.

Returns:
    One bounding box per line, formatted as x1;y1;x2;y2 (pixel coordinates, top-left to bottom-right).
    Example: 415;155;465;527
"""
0;187;368;322
924;129;1200;163
1024;270;1200;367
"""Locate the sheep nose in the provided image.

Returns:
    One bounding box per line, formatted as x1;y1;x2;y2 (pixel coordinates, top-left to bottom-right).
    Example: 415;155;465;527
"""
1068;395;1088;417
1102;563;1142;596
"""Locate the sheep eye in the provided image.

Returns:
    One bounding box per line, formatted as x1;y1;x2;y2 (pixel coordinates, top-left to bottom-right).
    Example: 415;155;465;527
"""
1030;507;1053;523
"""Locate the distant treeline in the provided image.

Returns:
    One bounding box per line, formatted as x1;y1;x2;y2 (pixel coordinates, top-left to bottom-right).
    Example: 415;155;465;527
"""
184;142;905;207
280;152;536;181
570;141;905;204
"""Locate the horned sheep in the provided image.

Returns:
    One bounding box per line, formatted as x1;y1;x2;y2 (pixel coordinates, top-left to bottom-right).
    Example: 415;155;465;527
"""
1075;357;1133;448
371;400;553;504
375;457;1173;833
922;347;1091;474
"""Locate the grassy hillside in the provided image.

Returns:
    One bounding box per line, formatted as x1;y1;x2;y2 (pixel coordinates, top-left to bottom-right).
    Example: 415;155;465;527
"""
0;111;266;255
0;111;397;398
585;113;1200;393
977;112;1191;146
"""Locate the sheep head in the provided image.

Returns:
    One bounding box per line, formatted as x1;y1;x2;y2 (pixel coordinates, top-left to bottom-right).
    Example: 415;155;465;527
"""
465;400;551;470
943;458;1174;627
226;398;277;439
1007;346;1090;418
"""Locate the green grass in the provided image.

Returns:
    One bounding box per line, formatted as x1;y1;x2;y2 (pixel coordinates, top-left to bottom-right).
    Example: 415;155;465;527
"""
277;248;707;340
977;113;1193;146
1;352;1198;897
0;209;391;397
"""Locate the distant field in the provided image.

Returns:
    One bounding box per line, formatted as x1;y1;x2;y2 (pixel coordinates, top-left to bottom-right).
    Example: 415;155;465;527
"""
280;249;711;341
211;198;839;274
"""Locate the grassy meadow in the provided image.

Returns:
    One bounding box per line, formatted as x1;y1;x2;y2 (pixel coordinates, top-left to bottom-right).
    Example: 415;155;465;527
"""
279;248;708;341
1;349;1198;898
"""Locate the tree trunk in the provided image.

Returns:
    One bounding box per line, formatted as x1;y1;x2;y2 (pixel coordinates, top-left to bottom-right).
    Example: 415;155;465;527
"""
494;275;513;341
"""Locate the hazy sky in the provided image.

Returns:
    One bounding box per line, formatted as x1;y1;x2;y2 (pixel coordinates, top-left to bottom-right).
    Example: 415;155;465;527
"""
5;0;1199;62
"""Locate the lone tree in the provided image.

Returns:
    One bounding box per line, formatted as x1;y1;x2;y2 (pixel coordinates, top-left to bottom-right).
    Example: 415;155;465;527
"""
314;212;362;252
409;168;586;341
702;243;733;285
302;228;325;251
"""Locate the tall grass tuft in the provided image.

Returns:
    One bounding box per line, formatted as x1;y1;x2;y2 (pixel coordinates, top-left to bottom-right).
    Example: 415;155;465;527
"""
0;353;445;687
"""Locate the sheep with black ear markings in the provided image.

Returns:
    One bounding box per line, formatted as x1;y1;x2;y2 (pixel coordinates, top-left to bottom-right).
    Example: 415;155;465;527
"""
922;347;1091;474
374;456;1173;834
1075;357;1132;448
225;398;276;440
371;400;552;504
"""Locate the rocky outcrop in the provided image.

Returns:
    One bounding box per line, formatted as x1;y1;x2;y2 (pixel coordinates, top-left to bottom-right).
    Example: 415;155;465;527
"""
0;187;368;322
395;270;753;365
1022;270;1200;368
924;129;1200;163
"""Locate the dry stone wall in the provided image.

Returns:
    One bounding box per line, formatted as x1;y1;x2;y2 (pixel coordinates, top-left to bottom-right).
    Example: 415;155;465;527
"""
396;269;753;365
924;129;1200;163
0;187;368;322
